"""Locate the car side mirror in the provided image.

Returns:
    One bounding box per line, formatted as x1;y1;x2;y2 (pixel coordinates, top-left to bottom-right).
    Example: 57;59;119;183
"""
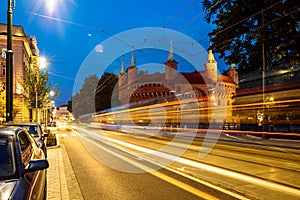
25;159;49;173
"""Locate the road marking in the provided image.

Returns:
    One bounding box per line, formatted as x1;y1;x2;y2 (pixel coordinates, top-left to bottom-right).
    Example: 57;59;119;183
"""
72;126;300;198
77;132;219;200
151;170;219;200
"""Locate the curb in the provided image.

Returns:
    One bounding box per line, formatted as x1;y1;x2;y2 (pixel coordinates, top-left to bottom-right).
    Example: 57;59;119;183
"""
46;130;84;200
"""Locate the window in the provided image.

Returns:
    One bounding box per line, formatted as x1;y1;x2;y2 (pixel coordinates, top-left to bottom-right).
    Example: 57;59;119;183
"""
1;49;6;59
0;136;16;179
22;125;40;137
2;65;5;76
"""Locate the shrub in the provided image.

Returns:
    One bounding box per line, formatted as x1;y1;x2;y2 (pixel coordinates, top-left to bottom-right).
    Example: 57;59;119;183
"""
46;133;57;147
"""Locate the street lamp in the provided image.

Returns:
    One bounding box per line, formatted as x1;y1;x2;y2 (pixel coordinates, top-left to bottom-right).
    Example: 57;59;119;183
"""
44;90;54;128
38;56;48;70
36;56;48;124
265;96;274;123
6;0;15;122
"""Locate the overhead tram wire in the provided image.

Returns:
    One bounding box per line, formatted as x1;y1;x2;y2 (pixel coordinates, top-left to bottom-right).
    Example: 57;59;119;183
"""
177;0;223;31
195;0;280;36
94;73;117;94
214;0;282;36
121;1;291;80
19;2;290;84
19;1;284;63
81;73;118;100
129;0;222;69
176;0;280;43
162;0;200;28
157;0;224;60
27;1;203;66
18;9;146;54
19;8;200;75
211;8;298;52
131;0;202;62
155;0;224;65
174;0;285;58
47;71;75;81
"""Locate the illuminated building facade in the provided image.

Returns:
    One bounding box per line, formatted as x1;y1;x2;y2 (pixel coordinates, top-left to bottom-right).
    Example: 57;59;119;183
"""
0;24;39;122
118;42;239;124
233;64;300;131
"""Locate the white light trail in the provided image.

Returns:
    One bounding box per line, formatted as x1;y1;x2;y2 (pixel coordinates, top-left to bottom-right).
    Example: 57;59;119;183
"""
73;126;300;197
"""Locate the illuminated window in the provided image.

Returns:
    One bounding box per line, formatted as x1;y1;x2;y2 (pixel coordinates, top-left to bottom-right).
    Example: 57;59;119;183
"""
1;49;6;59
16;84;22;94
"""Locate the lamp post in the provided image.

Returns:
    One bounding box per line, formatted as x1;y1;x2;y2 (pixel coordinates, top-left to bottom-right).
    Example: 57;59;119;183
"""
35;88;39;123
6;0;15;122
266;96;274;124
35;56;48;124
45;90;54;128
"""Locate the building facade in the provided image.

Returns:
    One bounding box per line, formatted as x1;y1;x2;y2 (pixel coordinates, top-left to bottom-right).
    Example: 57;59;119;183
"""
0;24;40;122
53;105;73;122
118;42;239;124
233;63;300;131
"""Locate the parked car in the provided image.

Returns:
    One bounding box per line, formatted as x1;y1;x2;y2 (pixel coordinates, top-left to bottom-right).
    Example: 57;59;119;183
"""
4;123;48;157
0;126;49;200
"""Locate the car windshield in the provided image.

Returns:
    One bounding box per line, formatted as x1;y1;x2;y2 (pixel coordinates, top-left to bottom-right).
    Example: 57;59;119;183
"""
22;125;40;137
0;136;16;180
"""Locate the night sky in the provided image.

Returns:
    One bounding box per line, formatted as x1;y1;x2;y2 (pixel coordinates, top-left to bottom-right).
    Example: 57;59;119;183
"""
0;0;227;106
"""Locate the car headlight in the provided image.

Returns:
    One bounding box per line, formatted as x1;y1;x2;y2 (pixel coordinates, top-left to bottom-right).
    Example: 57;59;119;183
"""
0;180;17;199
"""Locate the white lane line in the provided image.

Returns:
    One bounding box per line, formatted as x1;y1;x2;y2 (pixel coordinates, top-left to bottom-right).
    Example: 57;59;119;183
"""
72;126;300;198
71;127;249;199
77;132;219;200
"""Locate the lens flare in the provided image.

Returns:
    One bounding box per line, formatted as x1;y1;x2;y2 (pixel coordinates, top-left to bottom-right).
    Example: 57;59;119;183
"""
45;0;58;15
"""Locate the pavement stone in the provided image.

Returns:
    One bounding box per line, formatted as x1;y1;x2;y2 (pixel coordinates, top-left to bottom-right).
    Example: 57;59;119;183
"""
46;133;84;200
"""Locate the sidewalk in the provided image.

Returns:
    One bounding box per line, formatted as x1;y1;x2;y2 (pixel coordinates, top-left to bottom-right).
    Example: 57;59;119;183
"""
46;134;84;200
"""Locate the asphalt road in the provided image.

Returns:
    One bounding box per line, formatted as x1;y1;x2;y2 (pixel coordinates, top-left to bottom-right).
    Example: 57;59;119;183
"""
59;129;238;200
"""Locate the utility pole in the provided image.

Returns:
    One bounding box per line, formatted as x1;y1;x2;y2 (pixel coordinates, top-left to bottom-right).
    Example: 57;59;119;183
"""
6;0;14;122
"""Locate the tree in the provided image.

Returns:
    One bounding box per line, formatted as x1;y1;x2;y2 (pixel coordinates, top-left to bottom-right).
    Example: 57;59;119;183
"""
67;100;72;113
95;72;120;112
72;75;99;118
21;66;59;121
202;0;300;75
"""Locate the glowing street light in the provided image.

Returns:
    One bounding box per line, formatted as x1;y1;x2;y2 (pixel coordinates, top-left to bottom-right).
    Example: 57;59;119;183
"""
49;90;55;96
38;56;48;70
36;56;48;123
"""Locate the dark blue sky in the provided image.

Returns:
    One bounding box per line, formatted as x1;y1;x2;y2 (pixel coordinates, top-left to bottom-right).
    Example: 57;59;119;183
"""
0;0;227;106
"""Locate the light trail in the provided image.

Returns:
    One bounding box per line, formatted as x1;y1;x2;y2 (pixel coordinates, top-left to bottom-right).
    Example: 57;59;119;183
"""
73;126;300;198
75;128;219;200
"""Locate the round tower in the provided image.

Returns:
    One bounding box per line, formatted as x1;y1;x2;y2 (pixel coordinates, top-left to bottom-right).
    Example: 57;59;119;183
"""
205;50;218;82
227;63;239;88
